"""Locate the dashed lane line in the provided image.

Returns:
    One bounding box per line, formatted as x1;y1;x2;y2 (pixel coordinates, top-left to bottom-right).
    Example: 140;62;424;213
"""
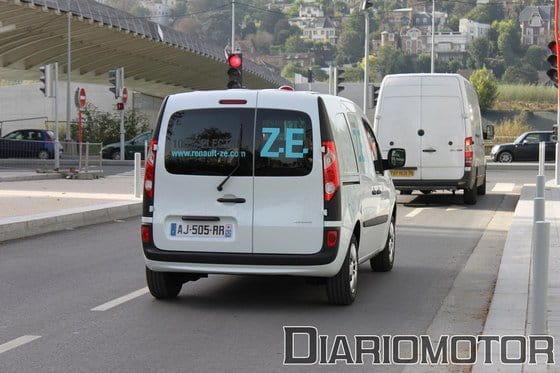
0;335;41;354
91;287;149;311
405;208;425;218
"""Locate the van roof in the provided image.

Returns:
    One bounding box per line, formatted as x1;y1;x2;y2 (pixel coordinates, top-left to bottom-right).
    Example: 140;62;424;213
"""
382;73;468;83
166;89;353;103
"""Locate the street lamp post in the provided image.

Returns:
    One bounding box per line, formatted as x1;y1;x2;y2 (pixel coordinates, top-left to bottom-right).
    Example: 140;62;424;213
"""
361;1;373;113
431;0;435;73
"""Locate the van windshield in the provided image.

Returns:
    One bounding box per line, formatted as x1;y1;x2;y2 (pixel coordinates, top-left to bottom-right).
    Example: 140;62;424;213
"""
164;108;255;176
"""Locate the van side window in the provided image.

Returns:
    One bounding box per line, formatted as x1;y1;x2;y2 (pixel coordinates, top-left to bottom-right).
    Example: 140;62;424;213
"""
255;109;313;176
345;113;366;174
361;121;383;175
333;113;359;175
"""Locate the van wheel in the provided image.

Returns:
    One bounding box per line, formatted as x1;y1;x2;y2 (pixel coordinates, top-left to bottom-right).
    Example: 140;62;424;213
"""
477;175;487;195
326;236;358;305
146;267;182;299
463;187;477;205
371;217;395;272
420;190;432;195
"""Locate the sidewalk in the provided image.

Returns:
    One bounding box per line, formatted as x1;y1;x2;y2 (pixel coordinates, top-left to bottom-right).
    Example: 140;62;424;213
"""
473;182;560;372
0;174;141;241
0;170;63;182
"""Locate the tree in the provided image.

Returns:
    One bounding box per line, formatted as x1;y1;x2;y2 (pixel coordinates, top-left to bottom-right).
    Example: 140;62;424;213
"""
336;30;363;64
80;105;149;145
524;45;547;70
470;67;498;112
501;64;539;84
466;4;504;24
493;20;522;64
284;35;310;52
416;53;431;73
374;46;415;77
467;37;490;69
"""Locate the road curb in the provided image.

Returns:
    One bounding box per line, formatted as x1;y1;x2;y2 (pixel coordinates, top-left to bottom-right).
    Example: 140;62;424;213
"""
0;173;64;182
0;201;141;242
486;162;555;171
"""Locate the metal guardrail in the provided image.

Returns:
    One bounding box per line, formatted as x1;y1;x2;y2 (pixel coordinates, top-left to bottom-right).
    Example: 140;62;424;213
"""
0;138;103;172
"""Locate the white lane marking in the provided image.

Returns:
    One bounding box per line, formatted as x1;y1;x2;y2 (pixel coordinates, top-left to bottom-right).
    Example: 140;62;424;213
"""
0;190;137;201
446;207;466;211
91;287;149;311
405;208;424;218
0;335;41;354
492;183;515;193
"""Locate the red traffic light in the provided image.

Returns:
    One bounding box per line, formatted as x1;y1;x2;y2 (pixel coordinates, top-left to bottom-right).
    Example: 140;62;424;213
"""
549;41;558;54
228;54;242;69
116;102;124;110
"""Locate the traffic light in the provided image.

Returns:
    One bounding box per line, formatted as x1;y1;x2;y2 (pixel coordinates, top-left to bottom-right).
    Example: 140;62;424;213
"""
372;83;380;107
334;67;345;95
116;102;124;111
307;69;314;83
39;64;53;97
108;68;123;98
553;124;558;142
227;53;243;89
547;41;558;87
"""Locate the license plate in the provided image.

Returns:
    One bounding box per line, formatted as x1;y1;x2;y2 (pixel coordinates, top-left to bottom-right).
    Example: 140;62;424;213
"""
169;222;233;239
390;169;415;177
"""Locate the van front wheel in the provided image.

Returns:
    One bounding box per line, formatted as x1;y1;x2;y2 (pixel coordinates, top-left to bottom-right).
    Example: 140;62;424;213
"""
463;187;477;205
146;267;182;299
326;236;358;305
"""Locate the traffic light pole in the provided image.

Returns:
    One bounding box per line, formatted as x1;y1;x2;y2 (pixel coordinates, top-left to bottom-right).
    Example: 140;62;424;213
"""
554;0;560;186
120;107;125;161
66;11;71;142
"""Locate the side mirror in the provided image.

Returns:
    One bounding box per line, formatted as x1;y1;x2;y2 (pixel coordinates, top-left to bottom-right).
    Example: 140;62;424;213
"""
484;124;494;140
384;148;406;169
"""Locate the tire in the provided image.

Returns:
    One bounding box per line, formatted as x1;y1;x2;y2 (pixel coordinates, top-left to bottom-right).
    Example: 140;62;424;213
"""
371;217;396;272
400;190;412;195
146;267;182;299
497;151;513;163
477;174;487;195
37;150;50;159
463;186;477;205
111;150;121;160
420;190;432;195
326;235;358;305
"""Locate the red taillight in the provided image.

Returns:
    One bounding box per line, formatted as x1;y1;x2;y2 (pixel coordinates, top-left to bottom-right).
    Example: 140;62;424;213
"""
141;224;151;243
464;137;473;167
144;140;157;198
45;132;53;141
326;230;338;247
322;141;340;202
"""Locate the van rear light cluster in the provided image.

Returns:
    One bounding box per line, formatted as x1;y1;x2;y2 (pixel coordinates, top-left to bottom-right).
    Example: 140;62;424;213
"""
464;137;473;167
144;140;157;198
322;141;340;202
141;224;152;244
326;230;338;247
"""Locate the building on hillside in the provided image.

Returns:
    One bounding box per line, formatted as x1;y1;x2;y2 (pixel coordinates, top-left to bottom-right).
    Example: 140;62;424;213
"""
428;32;468;62
302;17;338;44
379;31;400;49
382;7;447;33
519;5;554;47
300;0;324;18
459;18;490;42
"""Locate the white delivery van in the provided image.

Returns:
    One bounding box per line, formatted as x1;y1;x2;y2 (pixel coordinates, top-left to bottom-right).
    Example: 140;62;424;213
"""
373;74;490;205
140;89;406;305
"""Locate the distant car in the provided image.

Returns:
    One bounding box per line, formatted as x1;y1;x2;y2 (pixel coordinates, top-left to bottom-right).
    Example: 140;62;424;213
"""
102;132;152;160
491;131;556;163
0;129;58;159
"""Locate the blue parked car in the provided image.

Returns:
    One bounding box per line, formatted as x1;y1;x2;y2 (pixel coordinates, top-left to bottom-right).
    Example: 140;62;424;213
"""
0;129;57;159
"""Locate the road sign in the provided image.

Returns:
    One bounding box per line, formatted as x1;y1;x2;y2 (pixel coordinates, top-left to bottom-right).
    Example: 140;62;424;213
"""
79;87;86;108
121;87;128;104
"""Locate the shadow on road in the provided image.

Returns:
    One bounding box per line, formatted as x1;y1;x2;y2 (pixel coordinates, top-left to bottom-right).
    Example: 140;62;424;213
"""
398;193;516;212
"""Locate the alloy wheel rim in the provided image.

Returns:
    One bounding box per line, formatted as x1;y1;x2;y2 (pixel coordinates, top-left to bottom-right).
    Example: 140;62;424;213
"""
349;243;358;295
500;153;512;163
388;222;395;262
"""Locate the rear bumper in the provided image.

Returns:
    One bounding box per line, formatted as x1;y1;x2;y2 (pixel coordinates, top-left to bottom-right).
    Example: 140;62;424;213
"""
393;169;476;190
142;226;347;277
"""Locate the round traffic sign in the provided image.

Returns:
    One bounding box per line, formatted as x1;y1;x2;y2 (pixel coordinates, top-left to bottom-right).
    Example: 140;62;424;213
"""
79;87;86;108
121;87;128;104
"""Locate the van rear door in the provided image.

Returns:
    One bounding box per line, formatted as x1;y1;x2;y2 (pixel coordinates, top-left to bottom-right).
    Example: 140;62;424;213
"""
252;91;323;255
420;76;465;180
152;92;257;253
375;77;422;180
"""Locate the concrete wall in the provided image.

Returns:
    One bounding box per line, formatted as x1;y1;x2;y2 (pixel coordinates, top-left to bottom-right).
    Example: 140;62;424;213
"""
0;82;163;136
294;82;376;121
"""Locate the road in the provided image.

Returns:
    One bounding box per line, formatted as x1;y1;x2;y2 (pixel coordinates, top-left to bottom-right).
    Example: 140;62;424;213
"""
0;169;546;372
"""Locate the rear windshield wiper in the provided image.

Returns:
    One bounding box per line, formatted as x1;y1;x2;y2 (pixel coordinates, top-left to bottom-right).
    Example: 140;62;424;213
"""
217;123;243;192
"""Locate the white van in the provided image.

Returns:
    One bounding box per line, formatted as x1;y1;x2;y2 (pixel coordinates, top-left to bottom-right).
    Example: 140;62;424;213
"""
140;89;406;305
373;74;491;205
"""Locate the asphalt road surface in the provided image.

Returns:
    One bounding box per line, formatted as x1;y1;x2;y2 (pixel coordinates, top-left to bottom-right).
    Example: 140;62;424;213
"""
0;169;542;372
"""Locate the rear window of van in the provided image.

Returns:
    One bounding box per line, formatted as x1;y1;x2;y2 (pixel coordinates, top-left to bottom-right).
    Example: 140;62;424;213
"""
164;108;313;177
164;108;255;176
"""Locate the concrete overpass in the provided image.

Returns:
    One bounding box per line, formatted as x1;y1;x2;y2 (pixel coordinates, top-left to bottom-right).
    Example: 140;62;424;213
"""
0;0;288;97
